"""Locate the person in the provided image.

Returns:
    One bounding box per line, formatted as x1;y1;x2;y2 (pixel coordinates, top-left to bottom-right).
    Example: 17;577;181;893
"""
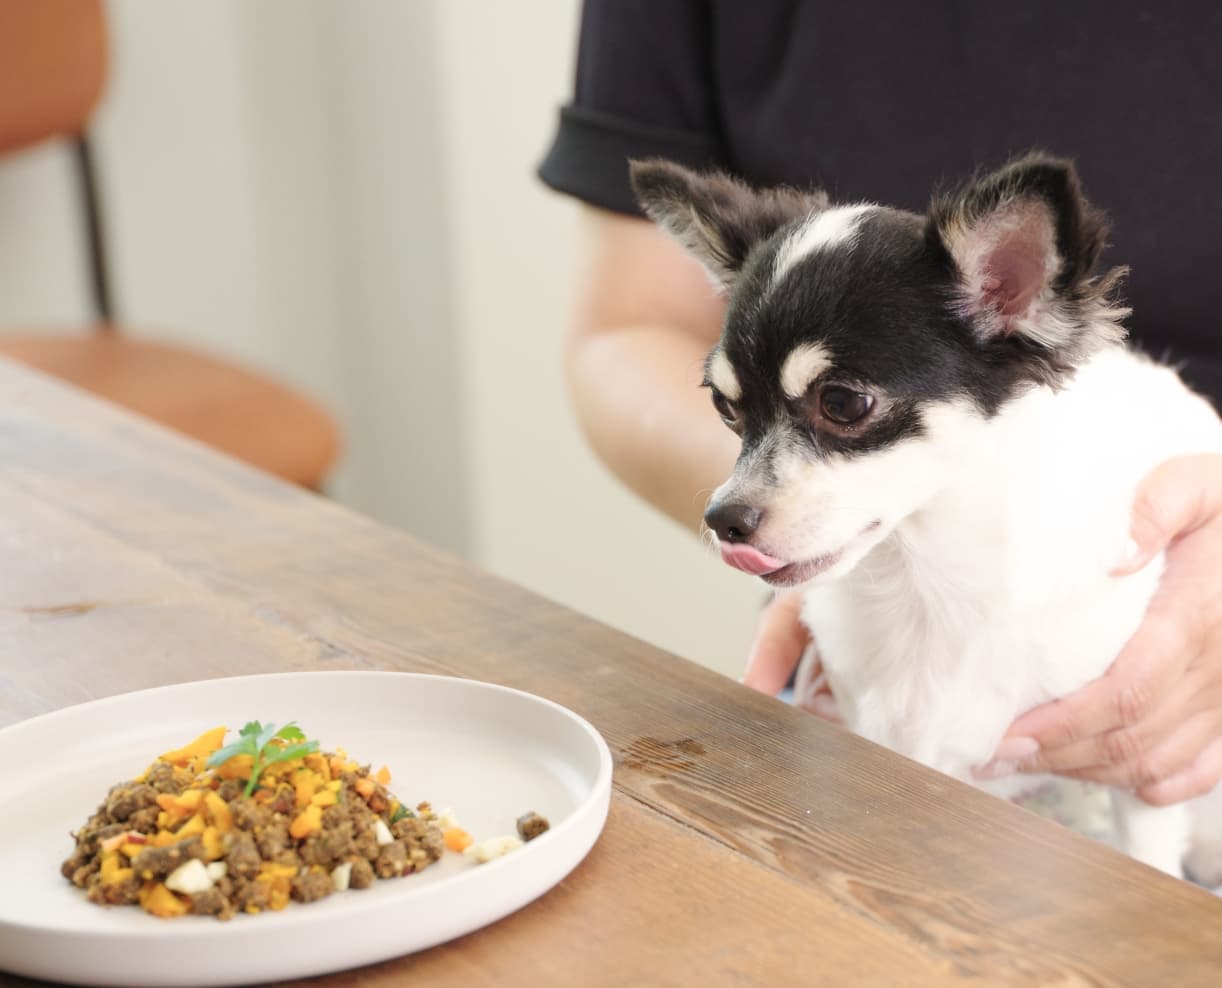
538;1;1222;808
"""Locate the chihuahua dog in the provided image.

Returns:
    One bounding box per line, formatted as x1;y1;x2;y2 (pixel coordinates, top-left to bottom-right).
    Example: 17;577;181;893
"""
631;153;1222;879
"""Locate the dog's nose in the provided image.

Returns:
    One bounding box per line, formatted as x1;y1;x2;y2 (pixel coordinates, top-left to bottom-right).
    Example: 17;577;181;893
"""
705;503;762;543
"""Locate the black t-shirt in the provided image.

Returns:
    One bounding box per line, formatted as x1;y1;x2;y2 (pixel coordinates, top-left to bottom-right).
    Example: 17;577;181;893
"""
539;0;1222;405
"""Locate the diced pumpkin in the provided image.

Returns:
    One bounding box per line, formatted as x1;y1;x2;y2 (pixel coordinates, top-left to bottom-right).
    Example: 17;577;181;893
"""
289;803;323;839
203;791;233;834
353;777;376;801
310;788;337;809
100;851;133;885
305;753;332;780
294;773;318;809
374;765;392;785
159;726;227;767
147;830;182;848
214;753;254;781
443;827;473;853
140;882;189;918
201;825;224;861
257;862;299;881
175;814;206;840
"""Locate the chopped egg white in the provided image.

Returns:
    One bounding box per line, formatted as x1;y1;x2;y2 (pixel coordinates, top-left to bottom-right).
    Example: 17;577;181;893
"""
205;862;227;882
463;834;522;864
165;858;213;895
373;818;394;846
331;861;353;891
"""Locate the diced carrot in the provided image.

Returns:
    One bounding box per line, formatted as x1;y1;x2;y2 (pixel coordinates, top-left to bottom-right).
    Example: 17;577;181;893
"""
257;862;298;881
374;765;392;785
443;827;473;853
294;773;318;809
289;803;323;839
175;814;206;840
354;777;376;800
147;830;181;848
214;753;254;781
203;791;233;834
201;825;224;861
140;882;189;918
100;851;133;885
158;726;228;767
156;791;189;810
310;788;337;808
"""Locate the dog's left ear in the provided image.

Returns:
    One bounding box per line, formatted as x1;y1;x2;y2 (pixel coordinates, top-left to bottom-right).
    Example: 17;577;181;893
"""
929;153;1126;358
630;159;824;292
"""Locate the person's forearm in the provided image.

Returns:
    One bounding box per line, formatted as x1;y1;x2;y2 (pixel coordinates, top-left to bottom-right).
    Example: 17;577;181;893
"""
566;324;739;533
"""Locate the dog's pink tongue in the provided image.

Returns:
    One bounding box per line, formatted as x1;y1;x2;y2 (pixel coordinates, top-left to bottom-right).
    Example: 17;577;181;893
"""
720;543;786;576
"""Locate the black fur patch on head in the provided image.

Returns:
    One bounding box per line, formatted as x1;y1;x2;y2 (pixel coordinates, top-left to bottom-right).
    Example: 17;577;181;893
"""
637;155;1132;467
629;159;826;289
722;207;1023;461
926;152;1129;381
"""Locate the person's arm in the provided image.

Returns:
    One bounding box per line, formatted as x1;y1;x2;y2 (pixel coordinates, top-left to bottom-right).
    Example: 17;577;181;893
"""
566;205;739;533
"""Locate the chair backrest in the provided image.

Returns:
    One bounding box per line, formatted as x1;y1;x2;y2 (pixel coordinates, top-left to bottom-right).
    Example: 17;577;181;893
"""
0;0;107;154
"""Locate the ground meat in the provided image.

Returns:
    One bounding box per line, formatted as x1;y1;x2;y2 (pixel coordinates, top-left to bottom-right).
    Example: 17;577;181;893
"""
131;837;204;880
348;856;375;890
143;761;186;795
105;783;158;823
255;821;290;860
300;820;354;869
374;840;407;879
268;785;295;816
69;859;100;889
231;799;273;833
272;848;303;871
321;803;349;828
86;873;141;906
517;812;550;842
231;878;273;914
225;833;261;879
216;778;244;802
188;887;232;919
127;806;160;832
291;870;334;904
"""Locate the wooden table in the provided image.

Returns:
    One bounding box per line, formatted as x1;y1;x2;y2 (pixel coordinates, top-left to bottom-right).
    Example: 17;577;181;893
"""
2;358;1221;987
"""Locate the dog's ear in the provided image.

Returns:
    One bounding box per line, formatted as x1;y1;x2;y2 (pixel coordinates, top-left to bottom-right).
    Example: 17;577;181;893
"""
630;159;824;292
928;153;1127;361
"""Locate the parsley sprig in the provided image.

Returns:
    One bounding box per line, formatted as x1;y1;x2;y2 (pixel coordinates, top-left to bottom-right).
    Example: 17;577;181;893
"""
205;721;320;798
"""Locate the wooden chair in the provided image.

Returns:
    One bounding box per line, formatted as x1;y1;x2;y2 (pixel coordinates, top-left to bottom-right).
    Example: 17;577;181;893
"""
0;0;341;489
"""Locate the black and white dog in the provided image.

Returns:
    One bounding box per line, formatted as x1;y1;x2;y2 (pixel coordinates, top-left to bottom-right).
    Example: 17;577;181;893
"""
632;153;1222;878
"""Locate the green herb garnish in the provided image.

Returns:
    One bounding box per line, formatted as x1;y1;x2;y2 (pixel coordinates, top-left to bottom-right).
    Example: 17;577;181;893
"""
205;721;320;798
390;803;413;823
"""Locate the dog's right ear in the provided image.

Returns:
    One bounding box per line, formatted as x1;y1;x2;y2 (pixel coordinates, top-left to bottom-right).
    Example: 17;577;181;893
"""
630;160;824;292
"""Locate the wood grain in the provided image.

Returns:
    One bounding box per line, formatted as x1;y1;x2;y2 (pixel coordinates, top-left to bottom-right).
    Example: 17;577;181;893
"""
2;359;1221;987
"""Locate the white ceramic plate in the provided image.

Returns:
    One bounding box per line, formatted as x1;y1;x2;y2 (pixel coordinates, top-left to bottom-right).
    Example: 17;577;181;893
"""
0;671;613;986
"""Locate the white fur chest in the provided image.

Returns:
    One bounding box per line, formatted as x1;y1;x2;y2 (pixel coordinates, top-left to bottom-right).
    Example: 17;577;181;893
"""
799;349;1220;783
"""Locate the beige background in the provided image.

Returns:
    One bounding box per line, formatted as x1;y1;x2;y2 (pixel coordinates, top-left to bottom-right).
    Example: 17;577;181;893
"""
0;0;763;678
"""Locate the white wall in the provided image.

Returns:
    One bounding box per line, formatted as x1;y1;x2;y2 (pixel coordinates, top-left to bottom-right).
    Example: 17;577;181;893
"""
0;0;763;678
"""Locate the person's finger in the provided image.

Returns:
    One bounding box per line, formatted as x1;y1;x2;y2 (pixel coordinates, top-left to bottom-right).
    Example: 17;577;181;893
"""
742;591;809;695
1138;734;1222;807
1112;455;1222;576
1050;710;1220;789
1002;605;1190;752
1015;673;1203;775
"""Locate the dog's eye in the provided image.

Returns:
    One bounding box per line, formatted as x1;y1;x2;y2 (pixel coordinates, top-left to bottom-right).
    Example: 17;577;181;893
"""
711;390;739;427
819;387;873;425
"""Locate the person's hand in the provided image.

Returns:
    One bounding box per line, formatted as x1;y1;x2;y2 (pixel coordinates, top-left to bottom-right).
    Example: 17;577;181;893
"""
976;454;1222;805
742;590;841;721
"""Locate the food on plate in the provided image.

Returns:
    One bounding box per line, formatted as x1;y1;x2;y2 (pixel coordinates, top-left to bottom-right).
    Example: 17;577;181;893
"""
516;811;550;842
61;722;457;921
